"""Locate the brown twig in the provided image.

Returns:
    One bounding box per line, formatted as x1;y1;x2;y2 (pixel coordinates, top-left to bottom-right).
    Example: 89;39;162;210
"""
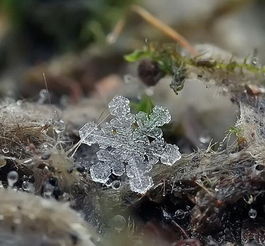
131;5;198;56
107;5;197;56
106;19;126;44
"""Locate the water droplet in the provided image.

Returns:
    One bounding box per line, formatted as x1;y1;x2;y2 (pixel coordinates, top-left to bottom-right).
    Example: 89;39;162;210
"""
22;181;34;192
252;164;264;176
174;209;186;220
41;143;51;152
199;135;210;144
7;171;18;187
44;166;49;172
251;54;258;66
54;119;65;134
111;215;126;232
62;192;71;202
16;100;23;106
248;208;257;219
38;89;50;104
40;89;49;99
23;158;33;165
43;183;54;198
41;152;51;160
244;194;254;204
111;180;121;190
2;148;9;154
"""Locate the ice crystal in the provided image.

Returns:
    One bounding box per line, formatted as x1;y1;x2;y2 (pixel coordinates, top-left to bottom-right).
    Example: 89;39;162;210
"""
79;96;181;194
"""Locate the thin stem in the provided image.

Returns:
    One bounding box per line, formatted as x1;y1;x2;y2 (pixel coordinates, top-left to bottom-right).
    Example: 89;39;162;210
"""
131;5;198;56
107;18;126;44
171;220;189;239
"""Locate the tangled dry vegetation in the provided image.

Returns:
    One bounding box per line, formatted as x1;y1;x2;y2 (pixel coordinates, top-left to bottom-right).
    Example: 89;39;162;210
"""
1;43;265;245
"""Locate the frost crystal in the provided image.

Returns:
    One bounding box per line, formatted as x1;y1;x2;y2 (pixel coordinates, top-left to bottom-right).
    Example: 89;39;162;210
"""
79;96;181;194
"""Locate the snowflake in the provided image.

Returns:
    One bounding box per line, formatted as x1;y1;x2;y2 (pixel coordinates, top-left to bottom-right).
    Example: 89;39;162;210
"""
79;96;181;194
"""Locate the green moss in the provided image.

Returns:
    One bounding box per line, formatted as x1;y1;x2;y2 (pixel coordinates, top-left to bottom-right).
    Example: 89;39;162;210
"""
228;126;243;137
130;95;154;115
125;43;265;94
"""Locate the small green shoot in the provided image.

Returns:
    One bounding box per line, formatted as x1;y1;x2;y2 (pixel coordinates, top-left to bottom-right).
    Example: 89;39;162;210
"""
130;95;154;116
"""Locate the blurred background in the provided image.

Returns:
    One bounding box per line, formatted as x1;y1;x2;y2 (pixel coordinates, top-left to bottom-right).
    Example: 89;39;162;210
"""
0;0;265;149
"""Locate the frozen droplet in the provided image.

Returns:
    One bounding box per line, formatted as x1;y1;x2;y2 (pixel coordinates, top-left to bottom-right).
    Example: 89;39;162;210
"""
23;158;33;165
22;181;34;192
174;209;186;220
43;183;54;198
41;152;51;160
252;164;264;176
252;58;257;65
38;89;49;104
62;192;71;201
22;181;29;191
7;171;18;187
199;135;210;144
111;180;121;190
160;144;181;165
40;89;48;97
2;147;9;154
248;208;257;219
54;119;65;134
43;166;49;173
41;143;49;151
251;53;259;66
110;215;126;232
16;100;23;106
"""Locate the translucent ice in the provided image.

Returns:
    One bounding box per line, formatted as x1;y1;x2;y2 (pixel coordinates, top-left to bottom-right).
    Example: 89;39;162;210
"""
79;96;181;194
160;144;182;165
108;96;131;117
90;162;111;183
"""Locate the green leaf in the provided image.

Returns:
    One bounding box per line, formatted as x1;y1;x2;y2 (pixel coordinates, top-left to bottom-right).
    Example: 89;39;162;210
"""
124;49;151;62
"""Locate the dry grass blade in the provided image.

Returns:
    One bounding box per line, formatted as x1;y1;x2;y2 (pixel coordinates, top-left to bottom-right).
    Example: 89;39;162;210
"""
131;5;198;56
